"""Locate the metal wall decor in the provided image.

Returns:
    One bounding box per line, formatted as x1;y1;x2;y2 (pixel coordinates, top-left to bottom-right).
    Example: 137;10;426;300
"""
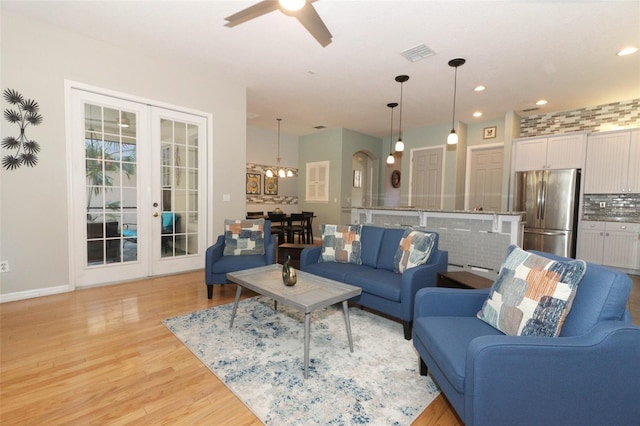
2;89;43;170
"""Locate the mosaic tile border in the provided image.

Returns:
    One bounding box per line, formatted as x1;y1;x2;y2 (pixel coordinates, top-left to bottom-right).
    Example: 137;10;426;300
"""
520;98;640;137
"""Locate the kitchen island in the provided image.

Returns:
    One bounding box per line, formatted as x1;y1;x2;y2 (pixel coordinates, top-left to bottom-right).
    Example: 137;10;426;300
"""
351;207;524;280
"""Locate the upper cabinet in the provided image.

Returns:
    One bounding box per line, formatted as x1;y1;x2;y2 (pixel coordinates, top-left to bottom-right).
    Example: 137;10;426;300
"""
513;133;586;172
584;130;640;194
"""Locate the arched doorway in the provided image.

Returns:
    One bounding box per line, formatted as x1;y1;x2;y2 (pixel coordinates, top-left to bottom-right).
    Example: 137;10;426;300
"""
352;151;374;207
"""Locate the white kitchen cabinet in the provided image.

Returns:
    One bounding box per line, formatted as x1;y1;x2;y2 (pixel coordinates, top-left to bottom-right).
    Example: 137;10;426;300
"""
584;129;640;193
577;221;640;270
513;133;586;172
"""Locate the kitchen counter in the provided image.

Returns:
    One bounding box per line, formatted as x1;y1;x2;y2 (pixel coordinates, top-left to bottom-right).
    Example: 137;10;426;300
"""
582;215;640;223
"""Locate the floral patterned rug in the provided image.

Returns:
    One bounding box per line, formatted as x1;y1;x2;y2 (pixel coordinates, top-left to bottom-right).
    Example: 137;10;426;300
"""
162;296;440;425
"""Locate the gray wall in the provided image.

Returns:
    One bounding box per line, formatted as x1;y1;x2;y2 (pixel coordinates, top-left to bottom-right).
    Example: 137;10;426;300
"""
0;10;247;298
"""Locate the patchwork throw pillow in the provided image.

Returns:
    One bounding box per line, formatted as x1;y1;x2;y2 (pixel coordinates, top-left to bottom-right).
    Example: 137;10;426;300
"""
223;218;265;256
477;245;587;337
319;224;362;264
393;228;436;274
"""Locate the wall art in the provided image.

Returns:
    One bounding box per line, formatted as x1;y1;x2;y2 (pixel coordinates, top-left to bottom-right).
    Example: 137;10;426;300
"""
264;175;278;195
2;89;43;170
246;173;261;194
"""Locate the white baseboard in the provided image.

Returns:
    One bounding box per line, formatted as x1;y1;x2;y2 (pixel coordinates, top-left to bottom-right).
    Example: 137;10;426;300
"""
0;285;72;303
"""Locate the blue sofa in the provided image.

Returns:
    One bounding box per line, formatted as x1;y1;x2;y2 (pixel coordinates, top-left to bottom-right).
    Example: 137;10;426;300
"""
300;225;448;339
413;250;640;426
205;220;277;298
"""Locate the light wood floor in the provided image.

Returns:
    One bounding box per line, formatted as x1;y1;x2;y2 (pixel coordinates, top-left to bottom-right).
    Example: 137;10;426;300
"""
0;271;463;425
2;272;638;425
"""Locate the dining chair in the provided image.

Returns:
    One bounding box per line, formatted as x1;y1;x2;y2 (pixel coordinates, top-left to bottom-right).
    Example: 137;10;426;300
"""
267;212;286;244
302;211;314;244
287;213;306;244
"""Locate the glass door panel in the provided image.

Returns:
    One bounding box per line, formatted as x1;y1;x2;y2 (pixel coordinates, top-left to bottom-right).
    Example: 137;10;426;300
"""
84;103;138;265
151;108;205;274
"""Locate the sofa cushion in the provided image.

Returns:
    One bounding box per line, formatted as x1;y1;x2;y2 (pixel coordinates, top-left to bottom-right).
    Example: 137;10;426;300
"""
344;268;402;302
210;253;269;274
360;225;385;268
376;228;406;271
223;218;265;256
393;229;436;274
319;224;362;264
414;316;503;393
477;245;586;337
303;261;365;283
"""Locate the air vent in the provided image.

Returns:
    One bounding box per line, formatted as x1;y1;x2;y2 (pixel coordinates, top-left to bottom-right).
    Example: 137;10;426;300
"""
521;107;540;112
314;125;326;129
401;44;436;62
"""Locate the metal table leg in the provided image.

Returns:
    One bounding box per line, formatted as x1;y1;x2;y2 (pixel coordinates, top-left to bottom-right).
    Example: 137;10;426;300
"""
304;312;311;379
342;300;354;352
229;285;243;328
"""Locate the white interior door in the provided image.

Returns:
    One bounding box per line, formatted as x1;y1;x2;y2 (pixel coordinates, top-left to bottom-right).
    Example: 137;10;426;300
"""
466;145;504;211
410;147;444;209
69;89;206;287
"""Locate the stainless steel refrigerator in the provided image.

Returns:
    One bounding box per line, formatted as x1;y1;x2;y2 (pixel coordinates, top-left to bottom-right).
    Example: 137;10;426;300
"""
513;169;581;258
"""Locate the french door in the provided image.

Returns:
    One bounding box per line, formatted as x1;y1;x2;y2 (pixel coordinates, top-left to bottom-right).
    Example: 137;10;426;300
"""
69;89;207;287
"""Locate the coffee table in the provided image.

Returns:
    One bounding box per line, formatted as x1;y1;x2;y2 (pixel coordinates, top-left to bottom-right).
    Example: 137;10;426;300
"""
227;264;362;378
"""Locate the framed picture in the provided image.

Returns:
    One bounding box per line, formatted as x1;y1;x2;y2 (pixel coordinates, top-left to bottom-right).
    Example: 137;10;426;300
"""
483;126;497;139
353;170;362;188
264;175;278;195
246;173;261;194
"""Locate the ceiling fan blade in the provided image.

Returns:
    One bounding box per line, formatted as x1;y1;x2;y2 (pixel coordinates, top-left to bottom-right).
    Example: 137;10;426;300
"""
295;2;332;47
224;1;279;27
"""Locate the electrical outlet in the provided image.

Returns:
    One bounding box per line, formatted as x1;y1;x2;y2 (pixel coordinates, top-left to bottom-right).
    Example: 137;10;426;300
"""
0;261;9;273
599;202;606;208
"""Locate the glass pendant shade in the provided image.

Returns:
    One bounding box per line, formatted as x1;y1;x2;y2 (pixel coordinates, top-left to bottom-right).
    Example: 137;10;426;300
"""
395;139;405;152
386;153;395;164
266;169;274;178
278;168;286;178
286;170;294;177
447;130;458;145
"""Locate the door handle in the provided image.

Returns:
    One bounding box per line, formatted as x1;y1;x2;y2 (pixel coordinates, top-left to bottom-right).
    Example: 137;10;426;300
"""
153;212;159;217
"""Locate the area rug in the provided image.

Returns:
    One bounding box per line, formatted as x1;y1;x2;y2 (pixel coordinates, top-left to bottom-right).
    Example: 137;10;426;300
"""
162;296;440;425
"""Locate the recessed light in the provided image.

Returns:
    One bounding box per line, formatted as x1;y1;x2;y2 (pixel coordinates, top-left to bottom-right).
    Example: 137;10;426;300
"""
536;99;548;106
617;47;638;56
474;85;486;92
473;111;483;117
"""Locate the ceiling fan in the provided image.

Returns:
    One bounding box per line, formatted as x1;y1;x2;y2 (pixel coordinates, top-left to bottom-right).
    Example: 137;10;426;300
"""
224;0;332;47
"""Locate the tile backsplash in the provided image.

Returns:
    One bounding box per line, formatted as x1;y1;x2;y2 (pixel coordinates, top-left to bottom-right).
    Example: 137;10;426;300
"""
520;98;640;137
583;194;640;222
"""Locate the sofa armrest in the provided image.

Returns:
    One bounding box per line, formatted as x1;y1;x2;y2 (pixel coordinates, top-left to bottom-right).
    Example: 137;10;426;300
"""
205;235;225;284
300;246;322;269
465;321;640;426
414;287;490;318
398;250;448;321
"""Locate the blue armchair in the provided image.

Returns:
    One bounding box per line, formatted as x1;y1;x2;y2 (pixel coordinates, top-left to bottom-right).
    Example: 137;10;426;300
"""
205;219;277;298
413;250;640;426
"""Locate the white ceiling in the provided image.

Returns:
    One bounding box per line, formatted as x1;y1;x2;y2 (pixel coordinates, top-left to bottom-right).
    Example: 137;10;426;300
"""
4;0;640;137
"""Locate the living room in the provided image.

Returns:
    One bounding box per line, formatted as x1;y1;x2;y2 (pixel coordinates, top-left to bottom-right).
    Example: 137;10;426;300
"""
1;1;639;424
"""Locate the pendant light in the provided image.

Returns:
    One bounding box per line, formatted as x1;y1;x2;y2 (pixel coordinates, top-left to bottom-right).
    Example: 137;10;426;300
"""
447;58;465;145
386;102;398;165
394;75;409;152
